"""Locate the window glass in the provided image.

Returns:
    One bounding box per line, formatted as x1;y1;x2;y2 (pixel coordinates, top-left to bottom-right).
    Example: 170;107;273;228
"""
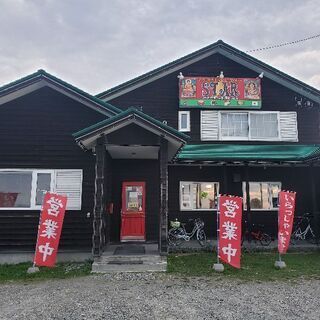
243;182;281;210
180;182;218;210
0;172;32;207
36;173;51;206
270;183;281;208
250;113;278;139
179;111;190;131
221;113;248;138
180;182;192;210
181;113;188;129
126;186;143;212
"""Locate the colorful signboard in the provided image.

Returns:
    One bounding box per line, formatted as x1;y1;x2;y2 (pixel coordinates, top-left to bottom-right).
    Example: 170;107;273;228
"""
218;195;243;269
179;77;261;108
34;192;67;267
278;191;296;254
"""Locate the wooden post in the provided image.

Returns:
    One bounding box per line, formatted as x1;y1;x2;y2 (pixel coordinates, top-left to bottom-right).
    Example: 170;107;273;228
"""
104;152;112;246
309;165;320;241
159;138;168;255
223;165;228;194
92;136;106;257
245;165;252;231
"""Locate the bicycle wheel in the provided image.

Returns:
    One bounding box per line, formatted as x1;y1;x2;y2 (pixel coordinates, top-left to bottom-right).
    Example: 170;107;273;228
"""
168;228;183;246
291;228;301;244
196;229;206;247
307;229;317;244
259;233;272;246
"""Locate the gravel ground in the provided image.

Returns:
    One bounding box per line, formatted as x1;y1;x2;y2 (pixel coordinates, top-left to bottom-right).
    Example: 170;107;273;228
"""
0;274;319;320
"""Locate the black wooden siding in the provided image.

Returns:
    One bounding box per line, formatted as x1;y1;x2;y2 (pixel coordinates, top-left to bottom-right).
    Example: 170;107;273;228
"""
168;165;320;237
0;87;107;251
108;53;319;144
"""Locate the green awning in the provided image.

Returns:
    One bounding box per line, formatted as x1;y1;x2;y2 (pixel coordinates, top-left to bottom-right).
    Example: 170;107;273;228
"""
177;144;320;161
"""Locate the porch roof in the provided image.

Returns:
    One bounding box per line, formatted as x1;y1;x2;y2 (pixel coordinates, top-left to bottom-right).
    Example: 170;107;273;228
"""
73;107;189;142
176;144;320;163
73;107;189;160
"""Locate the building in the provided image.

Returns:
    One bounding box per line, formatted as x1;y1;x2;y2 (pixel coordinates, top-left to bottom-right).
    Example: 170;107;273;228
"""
0;40;319;258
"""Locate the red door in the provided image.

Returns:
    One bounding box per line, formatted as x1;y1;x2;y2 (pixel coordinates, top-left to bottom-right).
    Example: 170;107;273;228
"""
120;182;146;241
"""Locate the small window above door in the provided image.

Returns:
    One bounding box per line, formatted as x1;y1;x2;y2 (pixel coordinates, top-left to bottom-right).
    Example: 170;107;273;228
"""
178;111;190;132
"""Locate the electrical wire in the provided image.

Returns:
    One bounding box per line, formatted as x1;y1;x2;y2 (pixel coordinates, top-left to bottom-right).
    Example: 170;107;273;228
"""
246;33;320;53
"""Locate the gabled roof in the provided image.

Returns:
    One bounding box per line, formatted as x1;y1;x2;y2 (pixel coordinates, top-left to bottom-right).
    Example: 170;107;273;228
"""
96;40;320;104
73;107;189;161
0;69;121;116
73;106;189;141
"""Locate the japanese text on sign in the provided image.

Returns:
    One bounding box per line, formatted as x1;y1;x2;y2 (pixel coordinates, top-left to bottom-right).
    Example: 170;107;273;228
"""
34;192;67;267
278;191;296;254
218;196;243;269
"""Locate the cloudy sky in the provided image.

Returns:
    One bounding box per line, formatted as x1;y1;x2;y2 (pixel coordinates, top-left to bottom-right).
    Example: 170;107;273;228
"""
0;0;320;94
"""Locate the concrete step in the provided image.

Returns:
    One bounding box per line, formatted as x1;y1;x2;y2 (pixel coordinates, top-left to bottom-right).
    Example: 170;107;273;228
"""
92;255;167;273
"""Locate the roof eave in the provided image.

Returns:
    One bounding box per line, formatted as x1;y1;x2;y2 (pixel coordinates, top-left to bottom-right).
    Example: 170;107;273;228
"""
97;40;320;104
73;112;188;144
0;70;121;116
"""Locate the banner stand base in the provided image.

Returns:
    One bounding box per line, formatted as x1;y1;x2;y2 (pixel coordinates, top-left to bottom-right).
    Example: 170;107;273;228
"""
213;263;224;272
27;266;40;274
274;260;286;269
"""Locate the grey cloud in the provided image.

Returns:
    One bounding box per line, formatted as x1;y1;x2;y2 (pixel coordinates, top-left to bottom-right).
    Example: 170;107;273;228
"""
0;0;319;93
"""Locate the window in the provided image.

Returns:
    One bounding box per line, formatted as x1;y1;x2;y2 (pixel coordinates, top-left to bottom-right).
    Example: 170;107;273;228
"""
180;181;219;210
125;185;143;212
243;182;281;210
220;112;248;139
250;113;278;139
219;111;280;140
201;111;298;142
178;111;190;132
0;169;82;210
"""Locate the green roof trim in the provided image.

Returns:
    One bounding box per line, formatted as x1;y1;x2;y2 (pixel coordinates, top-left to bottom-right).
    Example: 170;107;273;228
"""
73;107;189;141
96;40;320;102
0;69;122;115
177;144;320;161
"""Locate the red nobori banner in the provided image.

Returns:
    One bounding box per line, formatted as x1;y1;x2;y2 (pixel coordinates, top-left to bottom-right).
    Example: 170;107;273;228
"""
218;195;243;269
278;191;296;254
34;192;67;267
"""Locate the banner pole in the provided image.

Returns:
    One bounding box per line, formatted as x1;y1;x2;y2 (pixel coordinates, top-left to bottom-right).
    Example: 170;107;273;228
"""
33;202;44;266
27;192;47;274
216;195;220;264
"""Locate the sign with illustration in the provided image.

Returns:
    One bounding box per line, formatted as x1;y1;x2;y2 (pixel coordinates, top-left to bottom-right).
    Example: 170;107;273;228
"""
179;77;261;108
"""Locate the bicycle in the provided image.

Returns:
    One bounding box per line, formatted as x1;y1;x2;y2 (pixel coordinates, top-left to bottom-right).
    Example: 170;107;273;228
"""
241;221;272;246
168;218;207;247
291;213;317;244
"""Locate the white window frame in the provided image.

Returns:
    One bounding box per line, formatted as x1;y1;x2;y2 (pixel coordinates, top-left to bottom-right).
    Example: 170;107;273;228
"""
219;111;249;141
0;169;81;210
248;111;280;141
32;170;55;209
219;111;280;141
179;181;219;211
178;111;190;132
242;181;281;211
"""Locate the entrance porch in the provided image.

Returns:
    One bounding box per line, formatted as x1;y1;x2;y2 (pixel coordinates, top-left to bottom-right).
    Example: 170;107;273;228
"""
73;108;188;261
